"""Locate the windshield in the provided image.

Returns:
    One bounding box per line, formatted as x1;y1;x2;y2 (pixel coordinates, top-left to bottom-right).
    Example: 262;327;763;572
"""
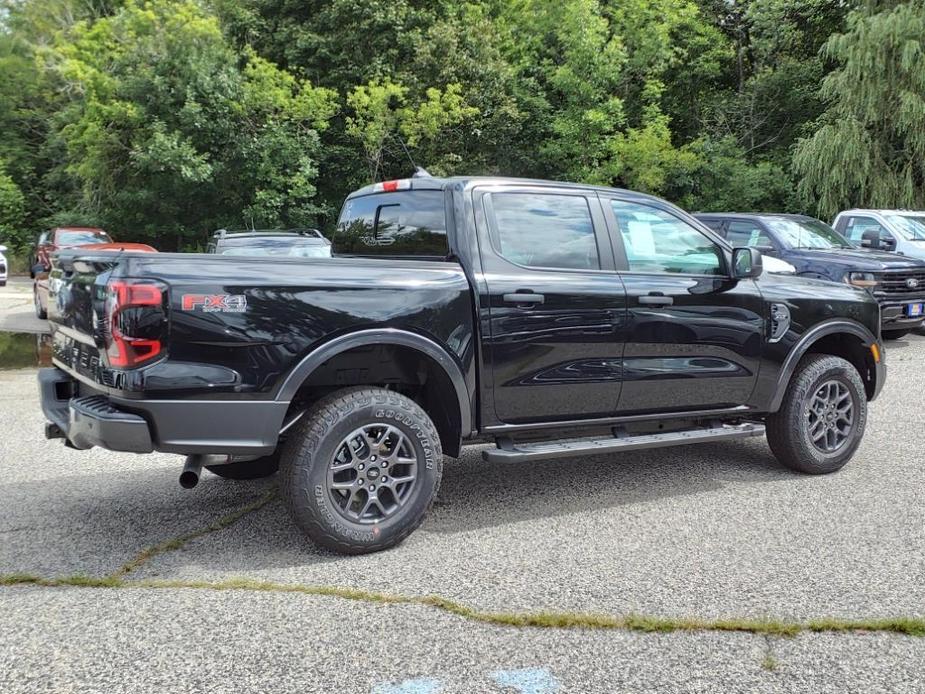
887;214;925;241
764;218;850;249
218;238;332;258
57;231;111;245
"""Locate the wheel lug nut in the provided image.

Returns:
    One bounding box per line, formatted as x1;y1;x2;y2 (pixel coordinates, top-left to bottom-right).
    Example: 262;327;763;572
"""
368;485;375;491
381;476;388;482
382;461;388;468
358;463;365;470
358;478;364;485
370;455;377;461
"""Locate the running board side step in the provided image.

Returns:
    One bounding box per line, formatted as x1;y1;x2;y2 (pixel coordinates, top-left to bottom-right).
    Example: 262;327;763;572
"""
483;422;765;463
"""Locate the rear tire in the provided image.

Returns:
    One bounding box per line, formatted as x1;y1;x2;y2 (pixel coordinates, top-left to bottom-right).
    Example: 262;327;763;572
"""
280;386;443;555
205;454;279;480
766;354;867;474
882;329;911;340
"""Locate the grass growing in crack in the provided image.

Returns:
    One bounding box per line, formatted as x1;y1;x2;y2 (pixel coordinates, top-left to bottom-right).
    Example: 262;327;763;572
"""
4;571;925;639
110;490;276;579
761;653;779;671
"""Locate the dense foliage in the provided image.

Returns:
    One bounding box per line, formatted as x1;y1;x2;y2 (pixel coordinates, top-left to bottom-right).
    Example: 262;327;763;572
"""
0;0;920;251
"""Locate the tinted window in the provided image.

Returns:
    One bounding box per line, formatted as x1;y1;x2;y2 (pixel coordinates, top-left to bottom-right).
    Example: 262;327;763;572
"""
334;191;448;258
611;200;723;275
726;220;774;248
488;193;599;270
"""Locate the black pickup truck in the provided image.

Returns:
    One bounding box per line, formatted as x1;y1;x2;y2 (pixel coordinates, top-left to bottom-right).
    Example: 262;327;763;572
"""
40;174;885;554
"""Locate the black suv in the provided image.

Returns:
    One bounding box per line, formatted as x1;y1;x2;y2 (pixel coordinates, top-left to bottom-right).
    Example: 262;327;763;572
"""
695;212;925;339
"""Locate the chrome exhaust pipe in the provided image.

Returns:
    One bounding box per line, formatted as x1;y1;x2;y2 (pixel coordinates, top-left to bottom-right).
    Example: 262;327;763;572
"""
179;455;205;489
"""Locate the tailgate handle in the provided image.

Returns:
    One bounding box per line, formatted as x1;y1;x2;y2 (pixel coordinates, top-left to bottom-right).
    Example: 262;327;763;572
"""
503;292;545;306
639;294;673;306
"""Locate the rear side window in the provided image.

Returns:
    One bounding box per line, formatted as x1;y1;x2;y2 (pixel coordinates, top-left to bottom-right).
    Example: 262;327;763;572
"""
486;192;600;270
334;191;448;258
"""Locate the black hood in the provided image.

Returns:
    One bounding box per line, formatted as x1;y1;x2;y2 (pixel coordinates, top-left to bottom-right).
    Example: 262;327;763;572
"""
784;246;925;272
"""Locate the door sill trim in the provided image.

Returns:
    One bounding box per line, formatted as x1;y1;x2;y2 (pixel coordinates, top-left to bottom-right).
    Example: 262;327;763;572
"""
482;405;754;434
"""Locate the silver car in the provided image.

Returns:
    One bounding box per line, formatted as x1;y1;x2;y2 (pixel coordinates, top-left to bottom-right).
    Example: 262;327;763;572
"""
0;244;8;287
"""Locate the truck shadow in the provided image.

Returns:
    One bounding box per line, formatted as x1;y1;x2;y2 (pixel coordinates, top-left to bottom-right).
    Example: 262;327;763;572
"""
1;437;793;576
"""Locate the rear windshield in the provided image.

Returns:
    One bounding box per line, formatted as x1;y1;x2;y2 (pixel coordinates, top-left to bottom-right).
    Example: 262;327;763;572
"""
57;230;111;245
217;238;332;258
334;190;448;259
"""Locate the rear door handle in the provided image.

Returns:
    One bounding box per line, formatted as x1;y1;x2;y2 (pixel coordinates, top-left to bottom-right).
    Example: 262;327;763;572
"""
503;292;545;305
638;294;673;306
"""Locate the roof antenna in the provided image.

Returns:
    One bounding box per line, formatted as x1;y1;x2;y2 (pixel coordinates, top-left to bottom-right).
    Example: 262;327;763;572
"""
391;133;430;178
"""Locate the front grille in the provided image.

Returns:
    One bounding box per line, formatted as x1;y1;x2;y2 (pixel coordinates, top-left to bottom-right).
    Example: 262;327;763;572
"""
875;270;925;298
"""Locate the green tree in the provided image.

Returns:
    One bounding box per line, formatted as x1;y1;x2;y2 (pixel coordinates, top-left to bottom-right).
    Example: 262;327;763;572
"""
42;0;337;248
0;160;28;251
794;1;925;216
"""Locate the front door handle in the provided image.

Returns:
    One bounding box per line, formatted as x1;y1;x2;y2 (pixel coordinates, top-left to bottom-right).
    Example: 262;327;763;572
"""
503;292;545;305
638;294;673;306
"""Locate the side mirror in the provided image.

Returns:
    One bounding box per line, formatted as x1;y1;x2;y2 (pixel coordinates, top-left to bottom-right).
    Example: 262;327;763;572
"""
881;234;897;251
861;228;882;249
732;247;763;279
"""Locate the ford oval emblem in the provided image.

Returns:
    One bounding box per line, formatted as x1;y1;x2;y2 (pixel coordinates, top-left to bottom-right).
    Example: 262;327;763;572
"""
906;277;920;289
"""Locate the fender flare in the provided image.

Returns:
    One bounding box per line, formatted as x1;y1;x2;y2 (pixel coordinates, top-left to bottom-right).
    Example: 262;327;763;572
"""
769;319;878;412
275;328;472;437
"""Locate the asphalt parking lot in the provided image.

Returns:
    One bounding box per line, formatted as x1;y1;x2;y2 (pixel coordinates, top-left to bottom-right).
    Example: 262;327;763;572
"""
2;279;925;693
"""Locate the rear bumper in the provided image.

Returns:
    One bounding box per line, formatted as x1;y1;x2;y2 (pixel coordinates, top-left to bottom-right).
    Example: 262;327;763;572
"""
39;368;153;453
39;367;286;455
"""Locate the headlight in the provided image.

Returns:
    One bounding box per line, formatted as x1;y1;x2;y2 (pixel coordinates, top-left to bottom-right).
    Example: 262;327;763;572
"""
846;272;878;288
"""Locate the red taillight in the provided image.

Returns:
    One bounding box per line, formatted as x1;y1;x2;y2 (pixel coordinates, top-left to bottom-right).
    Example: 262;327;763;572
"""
105;280;166;368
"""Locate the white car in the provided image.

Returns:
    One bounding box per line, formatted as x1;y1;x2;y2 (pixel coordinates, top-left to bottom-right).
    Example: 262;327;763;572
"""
833;209;925;260
0;244;8;287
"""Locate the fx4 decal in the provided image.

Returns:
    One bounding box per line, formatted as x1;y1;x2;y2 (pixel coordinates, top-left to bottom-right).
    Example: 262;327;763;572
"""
181;294;247;313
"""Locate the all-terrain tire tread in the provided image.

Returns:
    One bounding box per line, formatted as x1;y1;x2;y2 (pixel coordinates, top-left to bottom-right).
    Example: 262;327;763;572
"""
279;386;443;554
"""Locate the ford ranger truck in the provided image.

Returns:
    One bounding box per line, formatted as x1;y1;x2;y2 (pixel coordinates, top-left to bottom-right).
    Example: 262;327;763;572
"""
40;175;885;554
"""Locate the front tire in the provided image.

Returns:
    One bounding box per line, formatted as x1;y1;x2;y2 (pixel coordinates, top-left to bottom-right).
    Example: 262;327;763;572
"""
882;329;910;340
766;354;867;474
280;387;443;555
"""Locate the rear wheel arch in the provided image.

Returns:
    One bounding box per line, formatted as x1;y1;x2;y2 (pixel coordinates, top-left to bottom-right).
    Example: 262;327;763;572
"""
771;320;879;411
276;329;471;457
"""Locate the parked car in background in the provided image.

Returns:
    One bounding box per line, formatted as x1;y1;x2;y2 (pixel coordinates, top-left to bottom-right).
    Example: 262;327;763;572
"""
33;241;157;319
31;227;113;277
832;209;925;260
0;244;8;287
695;212;925;339
207;229;332;258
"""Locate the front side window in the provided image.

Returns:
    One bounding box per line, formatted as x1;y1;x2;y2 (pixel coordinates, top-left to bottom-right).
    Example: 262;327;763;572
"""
57;231;112;245
487;192;600;270
842;216;887;244
334;190;448;258
611;200;723;275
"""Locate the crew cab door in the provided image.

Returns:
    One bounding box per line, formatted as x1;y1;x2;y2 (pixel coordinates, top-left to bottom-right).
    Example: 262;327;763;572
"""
602;196;764;413
475;185;627;424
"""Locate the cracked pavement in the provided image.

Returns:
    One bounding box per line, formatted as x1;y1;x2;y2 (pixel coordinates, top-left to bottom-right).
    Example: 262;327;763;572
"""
2;281;925;691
